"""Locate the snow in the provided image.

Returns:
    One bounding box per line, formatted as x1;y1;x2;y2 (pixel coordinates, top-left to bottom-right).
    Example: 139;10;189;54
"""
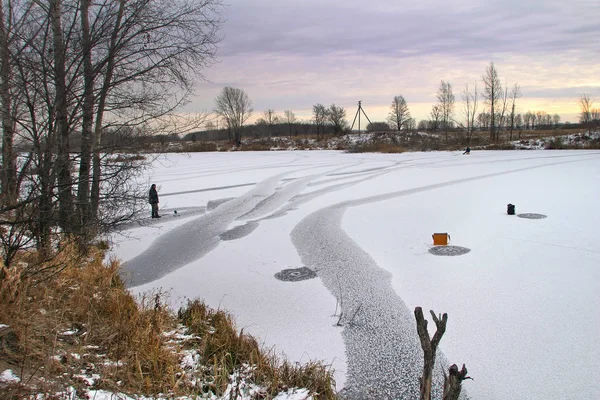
110;149;600;400
0;369;20;383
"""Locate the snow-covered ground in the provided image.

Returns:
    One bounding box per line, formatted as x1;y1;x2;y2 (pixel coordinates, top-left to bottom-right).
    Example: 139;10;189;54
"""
110;149;600;400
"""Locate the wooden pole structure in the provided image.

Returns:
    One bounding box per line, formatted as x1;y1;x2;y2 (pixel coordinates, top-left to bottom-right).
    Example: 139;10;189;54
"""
350;101;373;132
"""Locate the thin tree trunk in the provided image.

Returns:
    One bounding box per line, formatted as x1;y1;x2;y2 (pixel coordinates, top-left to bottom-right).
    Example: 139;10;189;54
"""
50;0;73;232
77;0;94;237
91;0;125;220
0;2;17;203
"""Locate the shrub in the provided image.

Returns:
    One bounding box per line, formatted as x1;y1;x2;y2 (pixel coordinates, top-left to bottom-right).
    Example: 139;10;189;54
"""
545;137;565;149
181;141;218;152
485;142;516;150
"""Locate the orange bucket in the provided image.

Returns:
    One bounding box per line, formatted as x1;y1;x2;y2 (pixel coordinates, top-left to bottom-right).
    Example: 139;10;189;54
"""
432;233;450;246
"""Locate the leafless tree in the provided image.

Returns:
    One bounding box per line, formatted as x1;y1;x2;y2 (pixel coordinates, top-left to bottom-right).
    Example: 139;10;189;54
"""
0;0;224;261
476;112;491;131
497;84;509;135
429;104;442;133
313;103;327;139
482;62;502;141
214;87;253;144
515;114;523;137
578;93;594;132
508;83;522;140
418;120;429;131
0;0;20;204
461;84;478;144
328;104;347;135
283;110;296;137
436;81;455;142
259;109;278;138
387;95;411;131
591;108;600;130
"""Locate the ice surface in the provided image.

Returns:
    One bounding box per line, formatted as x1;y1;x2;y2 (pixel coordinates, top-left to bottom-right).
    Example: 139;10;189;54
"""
110;149;600;399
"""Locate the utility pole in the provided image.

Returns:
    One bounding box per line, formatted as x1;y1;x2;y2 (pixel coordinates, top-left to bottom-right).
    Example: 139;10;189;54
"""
350;101;372;132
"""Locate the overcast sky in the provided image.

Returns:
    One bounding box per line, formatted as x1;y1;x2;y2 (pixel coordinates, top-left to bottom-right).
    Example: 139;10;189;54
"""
188;0;600;125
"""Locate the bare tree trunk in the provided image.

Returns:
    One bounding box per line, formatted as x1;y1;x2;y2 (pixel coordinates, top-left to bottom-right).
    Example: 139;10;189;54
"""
443;364;471;400
0;2;17;204
50;0;73;232
77;0;94;237
91;0;125;220
414;307;447;400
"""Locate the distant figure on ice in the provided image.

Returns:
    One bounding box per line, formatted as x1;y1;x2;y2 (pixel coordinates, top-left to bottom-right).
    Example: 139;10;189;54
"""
463;146;471;155
149;184;161;218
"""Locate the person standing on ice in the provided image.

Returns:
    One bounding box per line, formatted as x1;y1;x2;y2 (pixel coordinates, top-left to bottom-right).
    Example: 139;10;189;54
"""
149;184;161;218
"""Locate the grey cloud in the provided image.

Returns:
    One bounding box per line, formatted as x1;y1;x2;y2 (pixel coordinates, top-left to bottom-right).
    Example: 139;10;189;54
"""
217;0;598;59
524;86;600;99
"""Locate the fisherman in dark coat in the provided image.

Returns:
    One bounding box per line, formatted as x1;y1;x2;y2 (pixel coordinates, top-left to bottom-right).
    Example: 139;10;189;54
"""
149;184;160;218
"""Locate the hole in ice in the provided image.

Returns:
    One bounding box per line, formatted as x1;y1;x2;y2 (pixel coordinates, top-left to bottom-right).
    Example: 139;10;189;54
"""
517;213;547;219
429;246;471;256
275;267;317;282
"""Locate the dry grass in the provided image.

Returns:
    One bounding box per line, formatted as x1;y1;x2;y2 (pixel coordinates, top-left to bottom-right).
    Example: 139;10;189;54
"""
0;244;337;399
177;300;337;398
180;141;219;152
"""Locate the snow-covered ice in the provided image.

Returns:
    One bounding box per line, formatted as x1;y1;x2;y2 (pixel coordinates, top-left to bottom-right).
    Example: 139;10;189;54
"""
111;149;600;400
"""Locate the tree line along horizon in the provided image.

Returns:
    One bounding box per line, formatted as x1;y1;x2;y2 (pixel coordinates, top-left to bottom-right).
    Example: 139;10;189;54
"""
210;62;599;143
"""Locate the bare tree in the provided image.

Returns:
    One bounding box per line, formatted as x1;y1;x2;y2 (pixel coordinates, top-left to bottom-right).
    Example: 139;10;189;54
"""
283;110;296;137
591;108;600;130
552;114;560;129
313;103;327;139
214;87;253;144
508;83;522;140
578;93;594;132
50;0;74;232
497;84;509;135
429;104;442;133
258;109;278;138
477;112;491;131
515;114;523;137
418;120;429;131
461;83;478;144
436;81;455;142
482;62;502;141
0;0;224;259
387;95;411;131
328;104;347;135
0;0;18;204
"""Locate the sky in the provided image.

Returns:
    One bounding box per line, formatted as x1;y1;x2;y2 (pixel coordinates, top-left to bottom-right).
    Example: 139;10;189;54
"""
186;0;600;126
111;144;600;399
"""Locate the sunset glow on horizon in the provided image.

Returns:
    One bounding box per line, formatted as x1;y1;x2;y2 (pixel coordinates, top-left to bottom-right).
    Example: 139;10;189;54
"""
188;0;599;126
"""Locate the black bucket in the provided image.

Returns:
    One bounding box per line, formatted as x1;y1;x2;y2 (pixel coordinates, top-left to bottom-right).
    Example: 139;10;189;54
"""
507;204;515;215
